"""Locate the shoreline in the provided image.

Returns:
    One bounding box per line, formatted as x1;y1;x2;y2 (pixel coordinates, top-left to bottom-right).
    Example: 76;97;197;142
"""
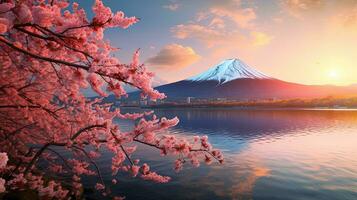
119;105;357;111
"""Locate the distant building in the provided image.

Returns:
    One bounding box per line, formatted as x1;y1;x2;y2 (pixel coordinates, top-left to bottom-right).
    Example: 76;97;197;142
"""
186;97;191;104
216;98;227;102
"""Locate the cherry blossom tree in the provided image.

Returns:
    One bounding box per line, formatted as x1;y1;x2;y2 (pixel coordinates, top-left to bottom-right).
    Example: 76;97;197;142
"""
0;0;223;199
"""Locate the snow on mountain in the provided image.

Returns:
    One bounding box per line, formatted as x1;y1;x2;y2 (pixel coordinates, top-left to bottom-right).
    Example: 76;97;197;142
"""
188;58;271;84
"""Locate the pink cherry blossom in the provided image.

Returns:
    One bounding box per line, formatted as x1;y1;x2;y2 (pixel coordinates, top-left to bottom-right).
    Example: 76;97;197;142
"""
204;155;212;165
15;4;33;23
141;172;171;183
32;5;54;27
87;73;107;97
0;152;8;169
0;18;8;34
112;179;117;184
95;183;105;191
174;159;184;172
0;3;14;14
0;178;5;193
130;165;140;177
113;196;125;200
141;163;150;174
0;0;223;198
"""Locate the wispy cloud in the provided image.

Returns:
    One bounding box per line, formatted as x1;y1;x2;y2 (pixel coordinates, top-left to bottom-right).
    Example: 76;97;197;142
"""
163;3;180;11
280;0;324;19
171;0;272;48
332;5;357;30
146;44;200;70
172;23;257;49
204;0;256;29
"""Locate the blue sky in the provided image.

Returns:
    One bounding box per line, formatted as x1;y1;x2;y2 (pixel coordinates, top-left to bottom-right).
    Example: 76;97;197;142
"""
76;0;202;62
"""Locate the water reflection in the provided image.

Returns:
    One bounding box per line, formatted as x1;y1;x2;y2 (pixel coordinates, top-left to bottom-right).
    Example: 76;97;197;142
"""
96;109;357;200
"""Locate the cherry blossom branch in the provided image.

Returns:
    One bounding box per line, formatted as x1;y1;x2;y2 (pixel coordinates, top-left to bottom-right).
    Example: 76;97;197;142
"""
60;17;113;34
22;124;106;175
133;138;222;163
70;124;106;141
24;143;51;174
3;122;37;140
14;25;94;59
190;149;222;163
72;146;106;188
45;147;73;171
120;145;134;166
0;105;41;109
50;63;64;86
17;93;60;120
110;130;135;166
0;37;142;90
14;26;56;41
0;37;90;70
9;147;34;177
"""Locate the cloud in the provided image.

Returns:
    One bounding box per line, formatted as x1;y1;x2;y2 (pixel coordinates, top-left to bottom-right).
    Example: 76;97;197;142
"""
332;5;357;29
171;24;271;48
281;0;324;18
163;3;180;11
251;31;274;46
196;0;256;28
146;44;200;70
209;17;226;29
171;0;272;48
171;24;248;48
209;4;256;29
171;24;232;47
328;4;357;36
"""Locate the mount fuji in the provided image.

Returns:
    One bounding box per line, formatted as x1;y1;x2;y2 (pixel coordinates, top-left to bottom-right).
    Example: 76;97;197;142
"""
143;58;357;100
104;58;356;103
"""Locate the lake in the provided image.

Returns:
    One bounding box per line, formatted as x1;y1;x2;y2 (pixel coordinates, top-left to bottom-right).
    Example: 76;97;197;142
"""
85;108;357;200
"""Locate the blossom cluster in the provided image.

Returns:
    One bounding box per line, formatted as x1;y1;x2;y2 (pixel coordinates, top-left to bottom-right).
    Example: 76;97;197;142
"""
0;153;8;193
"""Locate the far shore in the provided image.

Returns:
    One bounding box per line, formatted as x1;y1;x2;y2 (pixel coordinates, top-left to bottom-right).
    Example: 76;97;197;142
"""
116;96;357;111
119;105;357;111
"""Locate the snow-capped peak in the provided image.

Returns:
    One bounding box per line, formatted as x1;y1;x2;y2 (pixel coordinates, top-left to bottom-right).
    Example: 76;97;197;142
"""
188;58;271;84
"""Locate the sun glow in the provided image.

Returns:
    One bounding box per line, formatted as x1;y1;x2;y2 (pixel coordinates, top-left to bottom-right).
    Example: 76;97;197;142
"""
315;55;352;85
328;69;339;79
324;68;344;85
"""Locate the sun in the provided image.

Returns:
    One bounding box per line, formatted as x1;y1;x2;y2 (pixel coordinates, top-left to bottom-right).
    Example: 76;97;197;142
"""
327;69;339;79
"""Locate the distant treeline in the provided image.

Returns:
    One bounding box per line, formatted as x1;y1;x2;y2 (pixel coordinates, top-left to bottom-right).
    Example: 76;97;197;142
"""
144;96;357;109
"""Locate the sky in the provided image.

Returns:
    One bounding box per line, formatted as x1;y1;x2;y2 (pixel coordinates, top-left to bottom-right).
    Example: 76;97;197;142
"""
77;0;357;86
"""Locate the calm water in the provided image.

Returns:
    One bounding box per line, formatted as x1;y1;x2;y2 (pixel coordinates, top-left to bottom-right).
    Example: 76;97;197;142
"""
85;108;357;200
